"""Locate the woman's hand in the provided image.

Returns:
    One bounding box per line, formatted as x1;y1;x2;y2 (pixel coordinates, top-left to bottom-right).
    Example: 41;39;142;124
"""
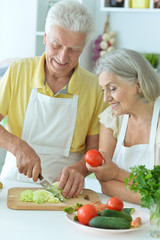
86;150;120;182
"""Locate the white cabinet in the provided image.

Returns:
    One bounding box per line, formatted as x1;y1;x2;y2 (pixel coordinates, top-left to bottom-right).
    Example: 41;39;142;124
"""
100;0;160;12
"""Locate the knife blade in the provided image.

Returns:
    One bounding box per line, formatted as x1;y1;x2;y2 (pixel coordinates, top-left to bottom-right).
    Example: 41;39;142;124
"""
38;174;66;202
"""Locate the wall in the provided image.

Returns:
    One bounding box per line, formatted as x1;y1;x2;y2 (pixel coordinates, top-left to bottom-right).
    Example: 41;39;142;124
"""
78;0;97;71
81;0;160;72
0;0;37;62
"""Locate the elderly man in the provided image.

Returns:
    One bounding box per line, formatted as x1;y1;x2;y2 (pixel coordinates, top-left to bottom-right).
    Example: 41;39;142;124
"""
0;0;105;198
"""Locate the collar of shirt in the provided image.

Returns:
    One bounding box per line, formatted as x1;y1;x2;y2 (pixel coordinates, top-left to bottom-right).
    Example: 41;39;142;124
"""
32;52;46;89
32;52;81;97
44;77;69;96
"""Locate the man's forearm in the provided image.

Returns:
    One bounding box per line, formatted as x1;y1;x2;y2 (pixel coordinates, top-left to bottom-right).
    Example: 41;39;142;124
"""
0;125;21;156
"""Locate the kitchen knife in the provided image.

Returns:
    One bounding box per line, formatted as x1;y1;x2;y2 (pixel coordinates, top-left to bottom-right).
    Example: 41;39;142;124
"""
38;174;66;202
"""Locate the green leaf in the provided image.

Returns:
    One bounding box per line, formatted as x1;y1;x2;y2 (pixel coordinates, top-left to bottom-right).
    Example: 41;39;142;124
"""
145;171;152;180
124;177;128;186
63;207;75;213
129;172;134;182
125;165;160;209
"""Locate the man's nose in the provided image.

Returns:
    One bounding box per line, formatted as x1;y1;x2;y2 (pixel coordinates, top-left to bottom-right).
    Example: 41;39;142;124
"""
58;48;68;63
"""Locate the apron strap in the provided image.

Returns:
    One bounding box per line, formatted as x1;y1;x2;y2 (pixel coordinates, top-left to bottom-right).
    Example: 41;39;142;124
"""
149;97;160;150
113;114;129;160
117;114;129;146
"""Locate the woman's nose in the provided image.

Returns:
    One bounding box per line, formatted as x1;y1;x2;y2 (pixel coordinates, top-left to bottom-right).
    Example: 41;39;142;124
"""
104;91;112;102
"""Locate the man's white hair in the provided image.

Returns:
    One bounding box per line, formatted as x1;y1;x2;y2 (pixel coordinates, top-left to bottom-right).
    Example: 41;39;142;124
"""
45;0;95;46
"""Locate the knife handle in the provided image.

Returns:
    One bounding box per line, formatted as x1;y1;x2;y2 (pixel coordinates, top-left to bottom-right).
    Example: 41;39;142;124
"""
38;173;44;181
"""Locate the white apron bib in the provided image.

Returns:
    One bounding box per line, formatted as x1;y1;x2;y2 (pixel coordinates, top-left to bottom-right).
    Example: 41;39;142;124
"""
1;88;82;182
112;97;160;172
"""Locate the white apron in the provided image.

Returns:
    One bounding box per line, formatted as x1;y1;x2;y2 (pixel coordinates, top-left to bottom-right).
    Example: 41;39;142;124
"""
112;97;160;172
1;88;82;183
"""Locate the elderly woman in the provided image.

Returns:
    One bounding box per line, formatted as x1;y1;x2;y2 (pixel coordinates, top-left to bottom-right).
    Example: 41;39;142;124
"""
86;48;160;204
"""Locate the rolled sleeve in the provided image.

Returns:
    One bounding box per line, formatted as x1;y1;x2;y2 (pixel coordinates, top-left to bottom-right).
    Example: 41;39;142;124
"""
99;106;120;138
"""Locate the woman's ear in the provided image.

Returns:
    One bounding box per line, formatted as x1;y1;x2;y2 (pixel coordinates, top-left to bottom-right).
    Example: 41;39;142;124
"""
136;80;141;94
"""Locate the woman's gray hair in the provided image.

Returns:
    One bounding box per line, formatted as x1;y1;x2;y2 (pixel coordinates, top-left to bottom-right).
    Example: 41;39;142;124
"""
45;0;95;47
95;48;160;103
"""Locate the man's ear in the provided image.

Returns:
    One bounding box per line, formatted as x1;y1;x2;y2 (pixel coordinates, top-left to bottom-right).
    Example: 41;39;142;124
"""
43;33;47;45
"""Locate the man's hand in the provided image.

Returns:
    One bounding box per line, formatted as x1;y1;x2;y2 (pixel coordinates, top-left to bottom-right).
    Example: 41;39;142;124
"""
15;140;41;182
55;134;99;198
54;165;86;199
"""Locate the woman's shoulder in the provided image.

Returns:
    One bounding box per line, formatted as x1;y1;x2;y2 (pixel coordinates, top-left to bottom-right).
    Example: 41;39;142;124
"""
99;106;123;138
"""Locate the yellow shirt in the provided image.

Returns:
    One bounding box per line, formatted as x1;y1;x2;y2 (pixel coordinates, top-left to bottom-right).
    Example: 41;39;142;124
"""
0;53;106;153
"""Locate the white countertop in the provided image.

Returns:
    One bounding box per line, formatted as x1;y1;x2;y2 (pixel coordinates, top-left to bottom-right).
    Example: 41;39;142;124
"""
0;178;152;240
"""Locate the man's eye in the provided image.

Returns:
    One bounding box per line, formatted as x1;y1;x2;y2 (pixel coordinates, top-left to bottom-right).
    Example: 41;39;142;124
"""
52;44;60;49
69;49;80;54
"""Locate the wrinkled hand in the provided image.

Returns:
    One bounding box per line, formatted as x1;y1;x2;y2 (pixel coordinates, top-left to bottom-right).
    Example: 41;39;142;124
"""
15;140;41;182
86;150;120;182
54;166;85;199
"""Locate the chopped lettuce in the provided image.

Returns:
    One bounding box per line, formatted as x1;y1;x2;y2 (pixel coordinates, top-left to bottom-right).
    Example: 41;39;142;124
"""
20;190;33;202
52;182;62;193
46;182;66;202
33;190;60;204
20;189;60;204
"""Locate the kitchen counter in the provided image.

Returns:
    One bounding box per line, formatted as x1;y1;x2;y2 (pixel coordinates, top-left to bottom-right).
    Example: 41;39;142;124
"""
0;178;152;240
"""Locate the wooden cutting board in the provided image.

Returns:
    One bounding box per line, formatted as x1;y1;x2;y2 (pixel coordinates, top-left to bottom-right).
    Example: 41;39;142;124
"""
7;187;101;210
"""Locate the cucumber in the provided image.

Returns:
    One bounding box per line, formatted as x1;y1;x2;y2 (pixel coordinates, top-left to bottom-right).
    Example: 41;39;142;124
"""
100;209;132;222
89;216;130;229
122;208;135;215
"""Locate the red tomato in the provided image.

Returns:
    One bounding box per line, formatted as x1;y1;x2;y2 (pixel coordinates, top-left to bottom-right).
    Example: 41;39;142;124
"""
85;149;103;167
107;197;124;211
77;204;97;225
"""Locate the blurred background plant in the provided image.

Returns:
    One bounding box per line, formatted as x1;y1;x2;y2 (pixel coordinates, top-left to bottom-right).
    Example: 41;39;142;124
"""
144;53;160;69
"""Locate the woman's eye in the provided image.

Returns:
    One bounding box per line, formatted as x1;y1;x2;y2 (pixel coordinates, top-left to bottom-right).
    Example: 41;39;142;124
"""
109;87;116;91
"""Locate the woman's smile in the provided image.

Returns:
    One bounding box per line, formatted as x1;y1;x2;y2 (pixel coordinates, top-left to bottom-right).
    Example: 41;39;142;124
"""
111;102;119;109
